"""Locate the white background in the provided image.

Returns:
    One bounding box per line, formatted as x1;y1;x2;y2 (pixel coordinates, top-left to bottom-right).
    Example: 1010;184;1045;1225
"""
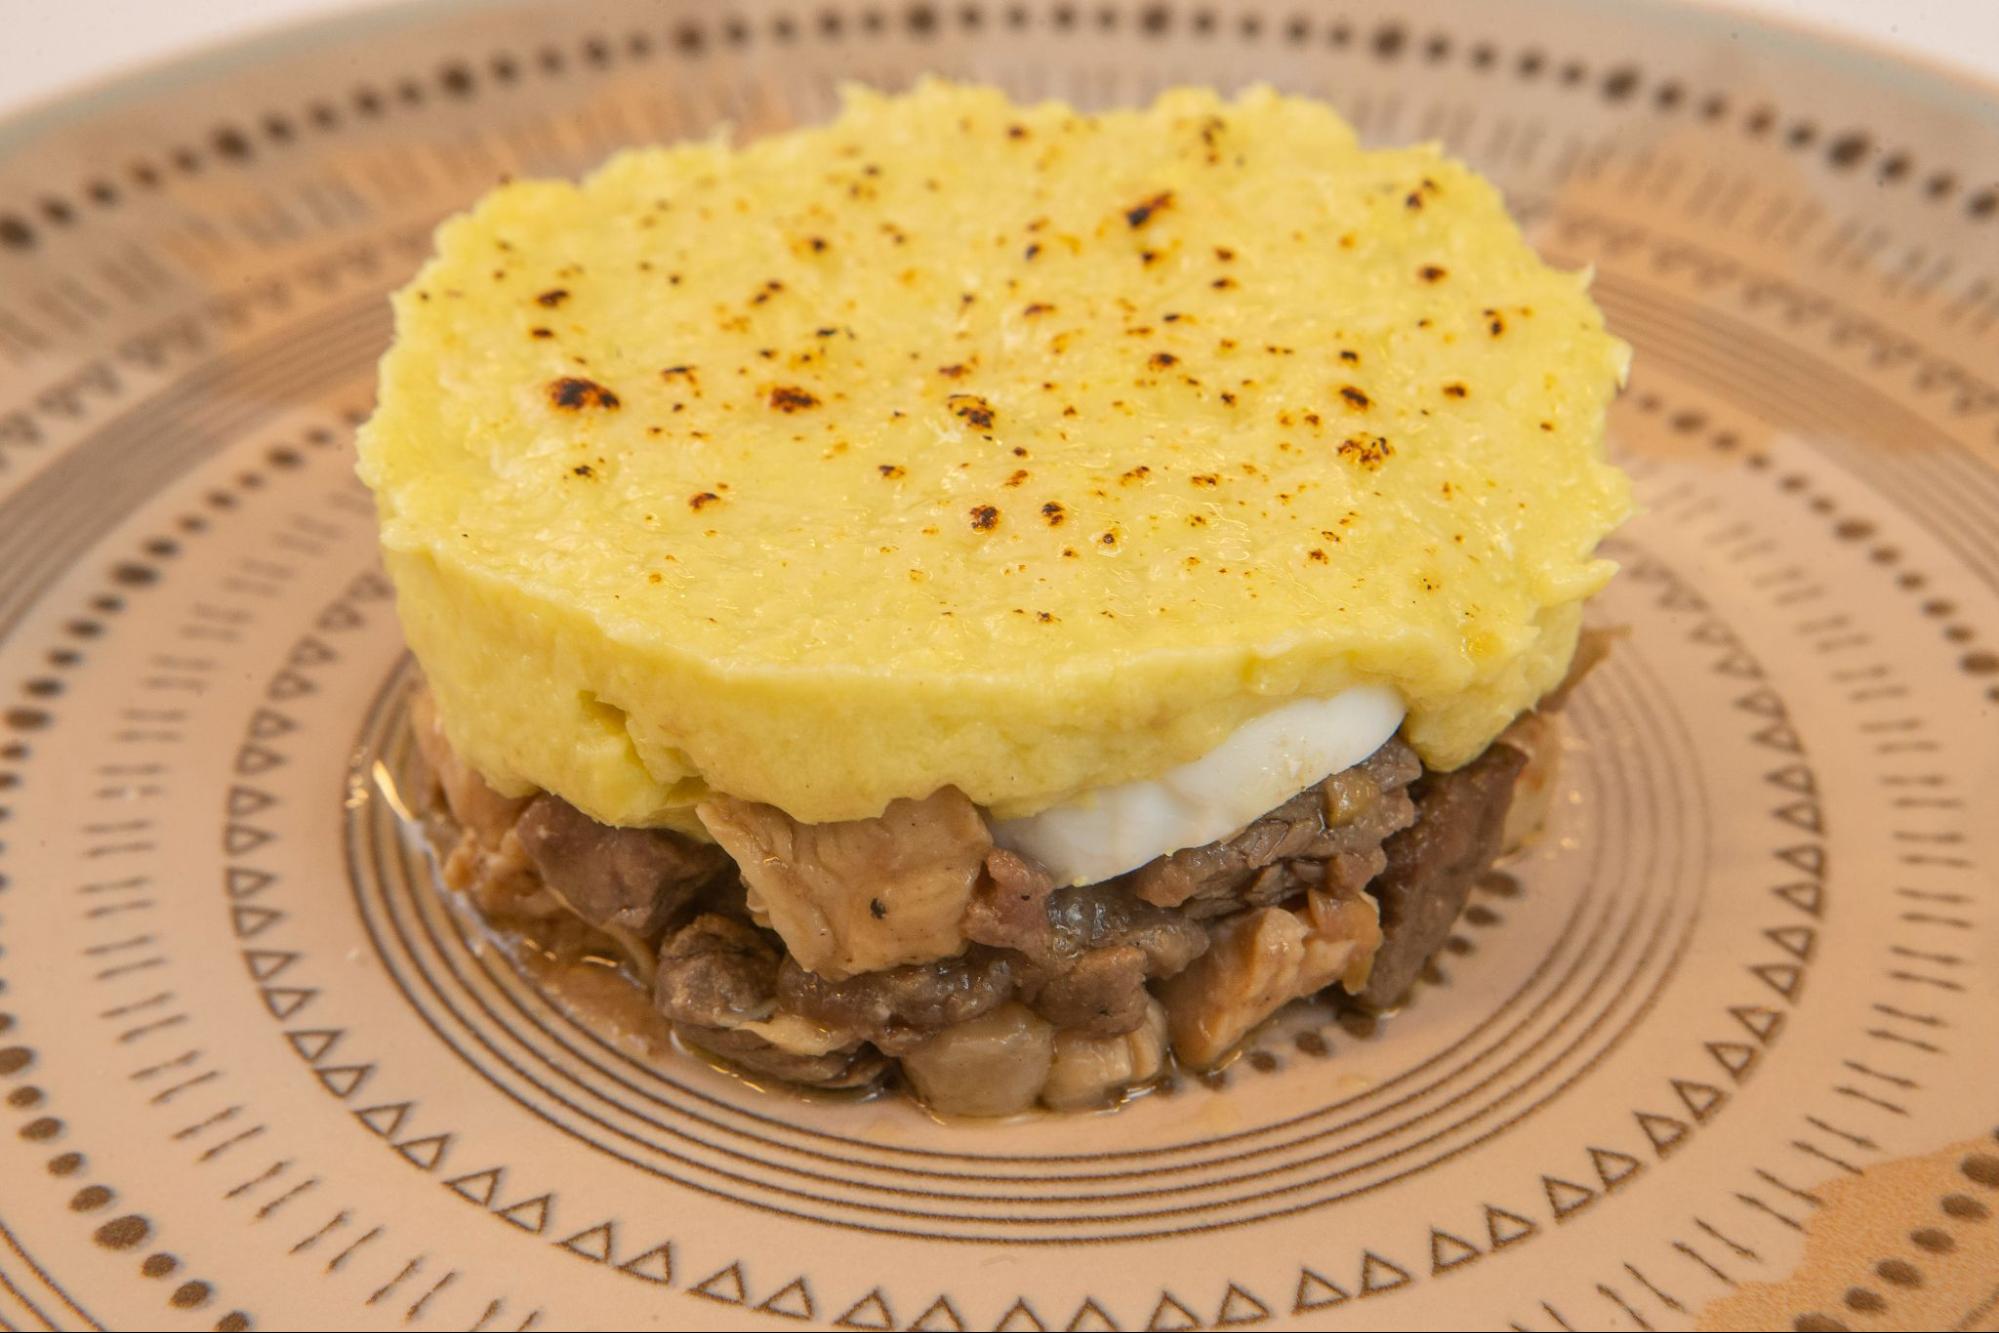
0;0;1994;121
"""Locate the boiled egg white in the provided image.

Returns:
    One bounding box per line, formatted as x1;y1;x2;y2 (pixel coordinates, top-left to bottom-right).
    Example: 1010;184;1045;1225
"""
991;686;1406;886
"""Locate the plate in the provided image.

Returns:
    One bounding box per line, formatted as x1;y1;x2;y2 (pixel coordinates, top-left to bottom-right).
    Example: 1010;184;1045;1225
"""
0;2;1995;1329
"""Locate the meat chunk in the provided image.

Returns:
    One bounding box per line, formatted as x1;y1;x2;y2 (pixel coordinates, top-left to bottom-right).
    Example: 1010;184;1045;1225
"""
900;1002;1054;1117
1158;889;1382;1068
1022;945;1153;1035
515;795;732;944
680;1023;889;1089
697;788;990;979
1125;738;1421;916
655;913;783;1027
961;849;1054;958
966;852;1208;1036
776;950;1015;1054
1355;741;1527;1010
655;914;884;1088
1045;883;1212;974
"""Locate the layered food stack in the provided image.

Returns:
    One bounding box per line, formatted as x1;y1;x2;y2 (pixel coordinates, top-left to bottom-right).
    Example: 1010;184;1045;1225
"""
359;82;1630;1116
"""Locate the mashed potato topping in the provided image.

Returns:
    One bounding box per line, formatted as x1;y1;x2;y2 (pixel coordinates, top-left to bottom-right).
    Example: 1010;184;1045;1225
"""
359;81;1629;829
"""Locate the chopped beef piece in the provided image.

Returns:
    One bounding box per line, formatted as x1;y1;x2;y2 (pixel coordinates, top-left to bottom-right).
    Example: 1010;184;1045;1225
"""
655;913;784;1027
967;854;1209;1036
1020;945;1154;1034
968;853;1207;974
776;950;1015;1054
1125;738;1421;916
698;788;990;979
515;794;732;941
1044;883;1211;976
678;1023;890;1089
657;914;885;1088
962;849;1055;959
1355;741;1527;1009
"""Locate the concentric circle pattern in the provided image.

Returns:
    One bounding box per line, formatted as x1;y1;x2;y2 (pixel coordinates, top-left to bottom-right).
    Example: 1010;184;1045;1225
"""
0;2;1994;1328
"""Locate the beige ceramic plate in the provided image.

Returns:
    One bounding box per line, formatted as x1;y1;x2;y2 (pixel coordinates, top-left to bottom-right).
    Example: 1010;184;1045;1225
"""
0;2;1995;1329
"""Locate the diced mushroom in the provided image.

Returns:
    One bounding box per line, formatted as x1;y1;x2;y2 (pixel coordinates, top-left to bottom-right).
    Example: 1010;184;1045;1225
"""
1041;997;1167;1110
1297;888;1382;996
1158;890;1382;1069
900;1002;1054;1117
698;788;991;980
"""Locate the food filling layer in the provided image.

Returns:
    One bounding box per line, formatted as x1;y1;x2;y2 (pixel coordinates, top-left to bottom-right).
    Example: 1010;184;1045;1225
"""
411;687;1562;1115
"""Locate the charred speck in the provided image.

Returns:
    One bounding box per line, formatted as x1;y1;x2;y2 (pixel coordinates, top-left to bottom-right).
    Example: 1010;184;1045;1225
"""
1041;501;1066;525
534;288;570;307
1338;434;1394;469
1418;264;1448;282
1339;385;1372;410
1339;349;1360;364
947;394;997;429
1023;302;1055;317
1024;242;1042;260
1149;352;1179;369
549;376;620;410
1443;382;1468;398
689;491;721;510
1036;611;1055;623
769;385;820;412
529;327;554;339
1125;191;1174;228
938;363;970;379
869;897;887;919
969;504;1000;531
572;464;594;478
878;464;906;478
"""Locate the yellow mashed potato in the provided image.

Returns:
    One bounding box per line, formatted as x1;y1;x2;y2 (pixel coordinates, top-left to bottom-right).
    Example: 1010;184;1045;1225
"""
358;81;1630;829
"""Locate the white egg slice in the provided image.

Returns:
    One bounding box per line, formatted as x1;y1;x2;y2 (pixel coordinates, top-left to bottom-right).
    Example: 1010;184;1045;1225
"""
991;686;1407;886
